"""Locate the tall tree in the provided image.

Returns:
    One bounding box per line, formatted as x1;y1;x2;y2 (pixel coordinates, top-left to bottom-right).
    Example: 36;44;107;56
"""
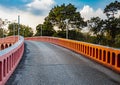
88;17;104;35
46;3;86;31
88;17;105;44
104;17;120;46
104;1;120;18
104;1;120;46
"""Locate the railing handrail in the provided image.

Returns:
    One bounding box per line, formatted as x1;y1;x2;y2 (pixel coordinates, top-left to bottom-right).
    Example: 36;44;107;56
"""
26;36;120;50
0;36;24;56
25;36;120;73
0;36;24;85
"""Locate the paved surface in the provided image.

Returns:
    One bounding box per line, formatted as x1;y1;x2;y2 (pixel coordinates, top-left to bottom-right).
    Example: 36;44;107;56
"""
6;40;120;85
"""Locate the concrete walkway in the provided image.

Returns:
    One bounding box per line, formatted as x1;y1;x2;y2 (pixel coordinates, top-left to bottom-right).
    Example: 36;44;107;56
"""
6;41;120;85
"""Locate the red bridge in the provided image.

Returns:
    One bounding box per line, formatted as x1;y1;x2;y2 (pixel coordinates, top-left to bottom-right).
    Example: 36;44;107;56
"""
0;36;24;85
0;36;120;85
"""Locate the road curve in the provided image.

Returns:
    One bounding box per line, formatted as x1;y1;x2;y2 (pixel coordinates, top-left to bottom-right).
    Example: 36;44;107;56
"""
6;40;120;85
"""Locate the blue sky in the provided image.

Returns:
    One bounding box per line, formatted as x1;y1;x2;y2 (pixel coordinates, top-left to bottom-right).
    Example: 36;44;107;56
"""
0;0;119;31
0;0;117;15
55;0;115;10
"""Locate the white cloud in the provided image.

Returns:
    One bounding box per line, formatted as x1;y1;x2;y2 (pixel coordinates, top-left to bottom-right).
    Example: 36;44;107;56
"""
26;0;55;14
0;0;56;33
116;11;120;18
19;12;45;33
0;5;45;33
80;5;107;21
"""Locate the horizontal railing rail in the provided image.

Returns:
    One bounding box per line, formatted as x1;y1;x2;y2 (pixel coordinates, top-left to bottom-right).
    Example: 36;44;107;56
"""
26;36;120;73
0;36;24;85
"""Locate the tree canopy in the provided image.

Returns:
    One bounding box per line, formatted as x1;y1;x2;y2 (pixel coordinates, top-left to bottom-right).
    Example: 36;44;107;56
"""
8;23;33;37
0;29;3;38
103;1;120;46
87;1;120;47
104;1;120;18
46;3;86;31
88;17;104;35
88;17;105;44
36;20;55;36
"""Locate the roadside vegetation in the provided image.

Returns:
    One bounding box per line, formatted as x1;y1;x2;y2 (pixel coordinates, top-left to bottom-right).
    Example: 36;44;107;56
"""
0;1;120;48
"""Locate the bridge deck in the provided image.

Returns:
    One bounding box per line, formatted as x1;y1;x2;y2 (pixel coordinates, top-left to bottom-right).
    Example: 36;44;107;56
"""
6;41;120;85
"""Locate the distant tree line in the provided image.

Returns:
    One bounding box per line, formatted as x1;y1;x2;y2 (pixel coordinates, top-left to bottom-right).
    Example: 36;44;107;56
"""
0;21;33;38
8;23;33;37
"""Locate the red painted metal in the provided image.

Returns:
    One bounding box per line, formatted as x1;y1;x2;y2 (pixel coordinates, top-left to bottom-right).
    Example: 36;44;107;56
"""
0;36;18;50
0;36;24;85
25;36;120;73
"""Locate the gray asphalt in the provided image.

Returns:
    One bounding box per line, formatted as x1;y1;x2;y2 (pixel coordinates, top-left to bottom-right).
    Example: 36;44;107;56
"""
6;40;120;85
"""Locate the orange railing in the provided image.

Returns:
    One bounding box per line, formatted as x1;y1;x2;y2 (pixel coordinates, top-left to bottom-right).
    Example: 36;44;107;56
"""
0;36;24;85
26;36;120;73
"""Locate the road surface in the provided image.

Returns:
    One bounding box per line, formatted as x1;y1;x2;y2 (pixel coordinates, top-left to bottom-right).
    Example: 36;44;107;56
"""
6;40;120;85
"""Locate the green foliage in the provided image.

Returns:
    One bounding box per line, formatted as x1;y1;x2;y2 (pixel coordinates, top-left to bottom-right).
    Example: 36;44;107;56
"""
55;31;66;38
8;23;18;36
36;3;86;42
8;23;33;37
88;17;104;35
104;17;120;45
103;1;120;47
104;1;120;18
86;1;120;47
0;18;9;38
88;17;120;47
21;25;33;37
54;30;85;41
88;17;105;44
35;24;42;36
0;28;3;38
35;1;120;48
115;34;120;47
35;20;55;36
68;30;85;41
46;3;86;31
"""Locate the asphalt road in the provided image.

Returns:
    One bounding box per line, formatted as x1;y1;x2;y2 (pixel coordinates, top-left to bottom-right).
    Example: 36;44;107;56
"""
6;40;120;85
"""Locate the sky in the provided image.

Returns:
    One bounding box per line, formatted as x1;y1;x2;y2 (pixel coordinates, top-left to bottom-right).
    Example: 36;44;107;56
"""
0;0;119;32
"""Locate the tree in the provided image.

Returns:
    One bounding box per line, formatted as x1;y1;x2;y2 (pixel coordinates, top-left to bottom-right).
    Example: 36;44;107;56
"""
8;23;18;36
21;25;33;37
36;24;43;36
8;23;33;37
88;17;105;44
104;17;120;46
104;1;120;18
68;29;85;41
55;30;66;38
0;29;3;38
104;1;120;46
115;34;120;47
0;18;9;37
35;20;55;36
46;3;86;31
